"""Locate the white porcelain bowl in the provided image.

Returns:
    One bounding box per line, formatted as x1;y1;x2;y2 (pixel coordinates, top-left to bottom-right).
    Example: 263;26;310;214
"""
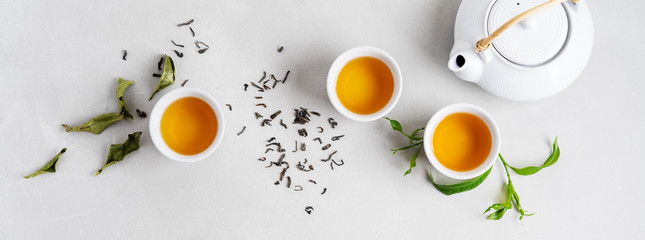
149;88;225;162
327;46;402;122
423;103;500;179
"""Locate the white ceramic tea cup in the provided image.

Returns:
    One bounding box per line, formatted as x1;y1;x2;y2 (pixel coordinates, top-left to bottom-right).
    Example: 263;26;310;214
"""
327;46;403;122
423;103;501;180
149;88;225;163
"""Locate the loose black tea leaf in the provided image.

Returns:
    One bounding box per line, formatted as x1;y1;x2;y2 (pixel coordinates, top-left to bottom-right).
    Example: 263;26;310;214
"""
282;70;290;83
263;85;271;90
321;151;337;162
173;50;184;58
305;206;314;214
258;157;266;161
237;126;246;136
244;84;249;91
152;73;162;78
277;46;284;52
311;111;320;116
300;143;306;151
135;109;147;118
256;103;267;108
308;165;314;170
258;71;266;83
225;104;232;111
321;188;327;195
171;40;184;48
24;148;67;179
331;135;345;141
292;141;298;152
63;113;124;134
277;154;286;164
267;137;276;142
157;57;164;71
177;19;194;27
255;96;263;99
317;127;323;133
261;119;272;126
298;128;308;137
195;41;210;49
116;77;134;120
255;112;263;119
287;176;292;188
308;179;317;184
280;167;288;181
293;108;311;124
294;185;303;191
95;131;142;176
149;55;176;101
328;118;338;129
274;181;280;185
181;79;189;87
330;159;344;170
122;50;127;60
280;119;287;129
270;110;282;119
322;144;331;151
265;148;274;154
250;82;263;91
313;137;322;144
189;27;195;37
297;161;311;172
195;41;210;54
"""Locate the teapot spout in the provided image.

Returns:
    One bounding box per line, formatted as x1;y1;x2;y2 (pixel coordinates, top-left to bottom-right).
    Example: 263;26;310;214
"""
448;45;483;83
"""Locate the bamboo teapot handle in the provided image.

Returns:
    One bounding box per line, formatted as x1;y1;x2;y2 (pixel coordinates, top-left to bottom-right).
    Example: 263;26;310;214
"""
475;0;580;53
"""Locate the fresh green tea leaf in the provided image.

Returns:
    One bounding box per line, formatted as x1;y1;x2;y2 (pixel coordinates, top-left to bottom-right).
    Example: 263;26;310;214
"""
384;117;423;141
409;127;425;143
95;131;142;176
485;204;512;220
428;166;492;195
62;112;124;134
149;55;176;101
485;154;534;220
403;145;423;176
391;142;423;155
508;137;560;176
116;77;134;120
24;148;67;179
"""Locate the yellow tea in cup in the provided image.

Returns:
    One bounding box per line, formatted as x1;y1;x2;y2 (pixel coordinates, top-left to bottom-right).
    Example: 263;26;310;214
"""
432;113;492;172
160;97;218;155
336;57;394;115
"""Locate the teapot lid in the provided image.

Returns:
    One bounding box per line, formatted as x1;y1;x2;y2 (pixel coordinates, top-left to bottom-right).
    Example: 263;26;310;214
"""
488;0;568;66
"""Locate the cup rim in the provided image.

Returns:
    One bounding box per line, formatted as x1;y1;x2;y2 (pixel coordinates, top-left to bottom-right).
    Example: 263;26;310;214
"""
326;46;402;122
149;88;225;163
423;103;501;180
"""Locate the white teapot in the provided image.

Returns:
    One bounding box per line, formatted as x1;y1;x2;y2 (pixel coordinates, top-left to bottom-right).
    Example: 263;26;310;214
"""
448;0;593;101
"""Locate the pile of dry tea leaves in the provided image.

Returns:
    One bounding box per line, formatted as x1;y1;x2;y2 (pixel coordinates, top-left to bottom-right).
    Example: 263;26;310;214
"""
237;69;346;215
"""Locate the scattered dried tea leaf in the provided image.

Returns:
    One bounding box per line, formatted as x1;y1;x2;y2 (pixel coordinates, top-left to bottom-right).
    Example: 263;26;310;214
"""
95;132;142;176
24;148;67;179
62;112;124;134
117;77;134;119
149;55;176;101
63;77;134;134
